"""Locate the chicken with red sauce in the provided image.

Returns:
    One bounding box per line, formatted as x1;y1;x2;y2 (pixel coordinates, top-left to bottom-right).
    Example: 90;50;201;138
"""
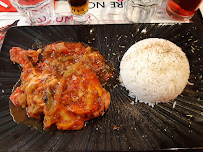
10;42;114;130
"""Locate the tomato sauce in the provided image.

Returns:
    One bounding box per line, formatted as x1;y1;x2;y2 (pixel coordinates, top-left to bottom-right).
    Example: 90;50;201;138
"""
9;42;114;130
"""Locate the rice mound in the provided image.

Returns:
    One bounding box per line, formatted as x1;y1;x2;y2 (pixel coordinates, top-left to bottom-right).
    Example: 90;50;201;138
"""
119;38;190;106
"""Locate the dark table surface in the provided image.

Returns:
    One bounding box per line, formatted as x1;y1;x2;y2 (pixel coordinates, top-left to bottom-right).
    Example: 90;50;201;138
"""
191;10;203;31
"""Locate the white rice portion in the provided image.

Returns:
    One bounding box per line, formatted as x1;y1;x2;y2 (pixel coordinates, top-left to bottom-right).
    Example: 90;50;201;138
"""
120;38;190;106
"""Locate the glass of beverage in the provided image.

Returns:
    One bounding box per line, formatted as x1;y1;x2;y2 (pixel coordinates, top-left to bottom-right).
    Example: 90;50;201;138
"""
166;0;203;21
10;0;55;25
67;0;97;24
124;0;163;23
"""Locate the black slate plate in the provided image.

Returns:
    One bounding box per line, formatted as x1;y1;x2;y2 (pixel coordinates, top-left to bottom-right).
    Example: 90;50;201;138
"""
0;24;202;151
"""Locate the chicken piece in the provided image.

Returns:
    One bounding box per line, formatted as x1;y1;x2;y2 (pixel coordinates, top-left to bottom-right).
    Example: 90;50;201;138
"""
64;69;110;115
43;68;110;130
10;42;113;130
10;47;41;69
45;106;86;130
10;87;27;108
78;52;114;83
43;42;91;58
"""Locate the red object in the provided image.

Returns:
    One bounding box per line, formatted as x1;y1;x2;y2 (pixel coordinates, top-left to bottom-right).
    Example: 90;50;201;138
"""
18;0;45;5
0;0;17;12
167;0;202;17
113;125;118;130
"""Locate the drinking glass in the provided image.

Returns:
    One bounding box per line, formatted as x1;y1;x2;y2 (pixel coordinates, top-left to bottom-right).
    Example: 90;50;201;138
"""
125;0;163;23
165;0;203;21
67;0;97;24
10;0;54;25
